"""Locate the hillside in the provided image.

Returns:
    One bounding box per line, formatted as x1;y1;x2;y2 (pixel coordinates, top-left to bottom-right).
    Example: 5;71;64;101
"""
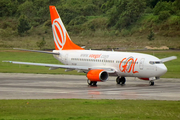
0;0;180;50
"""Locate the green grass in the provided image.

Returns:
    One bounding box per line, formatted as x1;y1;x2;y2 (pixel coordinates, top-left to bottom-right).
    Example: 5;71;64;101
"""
0;99;180;119
0;50;179;78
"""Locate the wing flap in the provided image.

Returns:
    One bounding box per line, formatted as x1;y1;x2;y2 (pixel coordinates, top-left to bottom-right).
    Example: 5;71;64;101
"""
3;61;88;69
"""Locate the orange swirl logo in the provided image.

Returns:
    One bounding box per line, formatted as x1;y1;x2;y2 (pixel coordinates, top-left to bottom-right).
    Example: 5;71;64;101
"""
119;57;139;74
52;18;66;50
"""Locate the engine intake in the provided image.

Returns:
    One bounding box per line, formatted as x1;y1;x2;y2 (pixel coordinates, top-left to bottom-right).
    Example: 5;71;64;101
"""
87;69;108;82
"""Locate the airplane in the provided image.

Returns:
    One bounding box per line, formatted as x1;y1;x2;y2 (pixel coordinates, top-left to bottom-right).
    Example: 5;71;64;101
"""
3;6;177;86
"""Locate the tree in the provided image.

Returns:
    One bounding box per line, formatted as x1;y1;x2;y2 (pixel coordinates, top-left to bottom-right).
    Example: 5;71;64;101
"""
57;6;79;25
153;1;174;15
17;0;34;18
17;0;26;4
36;37;46;50
101;0;116;13
173;0;180;15
0;0;18;17
17;15;31;35
69;16;87;25
147;30;155;41
146;0;175;8
107;0;146;30
82;4;99;16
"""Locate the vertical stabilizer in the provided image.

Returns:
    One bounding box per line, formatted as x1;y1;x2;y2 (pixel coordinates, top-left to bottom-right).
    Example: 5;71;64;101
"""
49;6;84;50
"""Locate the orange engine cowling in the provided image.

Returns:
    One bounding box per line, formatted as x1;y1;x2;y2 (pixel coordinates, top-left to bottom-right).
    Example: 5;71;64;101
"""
86;69;108;82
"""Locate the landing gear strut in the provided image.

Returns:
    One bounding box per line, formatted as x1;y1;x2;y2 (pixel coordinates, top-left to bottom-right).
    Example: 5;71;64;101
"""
149;80;154;86
116;77;126;85
87;79;97;86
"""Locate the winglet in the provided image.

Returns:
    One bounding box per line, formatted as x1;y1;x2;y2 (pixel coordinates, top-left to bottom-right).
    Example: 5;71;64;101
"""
49;6;84;50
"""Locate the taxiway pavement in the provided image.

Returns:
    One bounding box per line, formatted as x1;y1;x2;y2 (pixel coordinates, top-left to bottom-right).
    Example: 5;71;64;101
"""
0;73;180;100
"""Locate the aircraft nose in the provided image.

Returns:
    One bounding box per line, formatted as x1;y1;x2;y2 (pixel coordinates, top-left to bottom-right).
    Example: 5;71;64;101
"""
157;64;167;76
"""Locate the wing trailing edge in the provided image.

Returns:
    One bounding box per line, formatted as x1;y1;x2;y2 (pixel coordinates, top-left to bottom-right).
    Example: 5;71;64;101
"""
2;61;116;74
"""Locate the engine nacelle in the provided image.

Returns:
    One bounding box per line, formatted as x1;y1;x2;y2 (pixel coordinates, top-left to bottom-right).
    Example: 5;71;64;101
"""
86;69;108;82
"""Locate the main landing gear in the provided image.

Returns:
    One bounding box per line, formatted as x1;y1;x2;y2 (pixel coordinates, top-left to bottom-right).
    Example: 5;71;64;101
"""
87;79;97;86
116;76;126;85
149;80;154;86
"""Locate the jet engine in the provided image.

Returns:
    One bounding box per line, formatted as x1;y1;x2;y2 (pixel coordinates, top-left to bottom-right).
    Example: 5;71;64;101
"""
86;69;108;82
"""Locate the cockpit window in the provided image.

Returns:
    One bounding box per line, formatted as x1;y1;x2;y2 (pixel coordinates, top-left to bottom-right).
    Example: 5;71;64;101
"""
149;61;163;64
155;61;162;64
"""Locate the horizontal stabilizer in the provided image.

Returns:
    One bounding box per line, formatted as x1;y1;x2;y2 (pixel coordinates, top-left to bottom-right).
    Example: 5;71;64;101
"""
14;48;59;55
160;56;177;62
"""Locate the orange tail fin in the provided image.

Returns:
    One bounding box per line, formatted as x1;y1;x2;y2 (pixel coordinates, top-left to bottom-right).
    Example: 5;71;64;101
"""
49;6;84;50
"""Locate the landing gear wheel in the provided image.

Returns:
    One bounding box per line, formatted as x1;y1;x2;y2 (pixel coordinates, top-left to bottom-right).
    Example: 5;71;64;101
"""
87;79;92;85
116;77;126;85
116;77;120;84
92;81;97;86
149;81;154;86
87;79;97;86
120;77;126;85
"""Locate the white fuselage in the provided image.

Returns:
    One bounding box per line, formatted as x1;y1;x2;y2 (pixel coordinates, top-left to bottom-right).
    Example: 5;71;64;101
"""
53;50;167;78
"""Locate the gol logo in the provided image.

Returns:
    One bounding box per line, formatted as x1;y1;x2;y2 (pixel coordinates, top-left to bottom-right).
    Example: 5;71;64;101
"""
52;18;66;50
119;57;139;74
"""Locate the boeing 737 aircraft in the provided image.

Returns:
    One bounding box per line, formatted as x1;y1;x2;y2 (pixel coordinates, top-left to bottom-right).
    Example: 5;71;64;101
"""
3;6;177;86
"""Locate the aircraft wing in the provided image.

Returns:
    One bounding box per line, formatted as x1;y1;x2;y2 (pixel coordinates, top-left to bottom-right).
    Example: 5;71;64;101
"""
3;61;116;73
160;56;177;62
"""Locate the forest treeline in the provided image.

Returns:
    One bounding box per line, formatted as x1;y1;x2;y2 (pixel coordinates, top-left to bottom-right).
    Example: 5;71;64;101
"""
0;0;180;38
